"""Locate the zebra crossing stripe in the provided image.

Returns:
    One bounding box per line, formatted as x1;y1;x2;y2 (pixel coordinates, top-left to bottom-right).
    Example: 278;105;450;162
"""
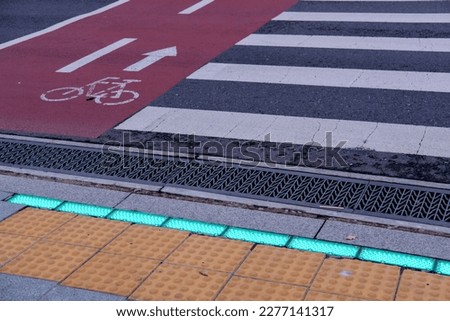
115;106;450;158
237;34;450;53
273;12;450;23
187;63;450;93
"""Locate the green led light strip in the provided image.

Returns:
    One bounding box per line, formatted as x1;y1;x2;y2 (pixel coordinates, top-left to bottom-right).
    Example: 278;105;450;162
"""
6;193;450;276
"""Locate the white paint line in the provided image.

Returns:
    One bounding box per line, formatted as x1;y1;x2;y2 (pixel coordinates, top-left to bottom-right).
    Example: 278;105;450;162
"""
0;0;129;50
115;106;450;158
179;0;215;15
273;12;450;23
237;34;450;53
187;63;450;93
417;127;450;158
124;46;177;72
56;38;136;73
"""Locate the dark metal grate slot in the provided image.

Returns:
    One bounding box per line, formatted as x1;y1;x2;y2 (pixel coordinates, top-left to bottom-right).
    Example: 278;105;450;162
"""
0;139;449;227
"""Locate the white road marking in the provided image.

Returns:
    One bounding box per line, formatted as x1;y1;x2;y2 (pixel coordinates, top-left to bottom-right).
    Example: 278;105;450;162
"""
115;106;450;158
187;63;450;93
179;0;215;15
0;0;129;50
56;38;136;73
124;46;177;72
273;12;450;23
237;34;450;53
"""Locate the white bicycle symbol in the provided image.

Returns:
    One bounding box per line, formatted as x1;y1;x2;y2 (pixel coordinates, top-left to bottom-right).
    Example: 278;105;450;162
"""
40;77;141;106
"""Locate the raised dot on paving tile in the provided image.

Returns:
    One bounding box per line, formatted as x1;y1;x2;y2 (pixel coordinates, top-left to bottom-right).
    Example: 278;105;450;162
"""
0;208;75;237
1;240;97;281
305;291;361;301
236;245;324;286
131;264;229;301
63;252;159;296
46;215;130;248
216;276;306;301
167;234;252;272
0;233;38;266
396;269;450;301
102;225;189;260
311;258;400;300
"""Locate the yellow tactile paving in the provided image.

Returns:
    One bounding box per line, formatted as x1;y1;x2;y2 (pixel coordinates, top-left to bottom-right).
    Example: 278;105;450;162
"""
236;245;325;286
0;233;38;266
46;215;130;248
166;234;252;272
0;208;75;237
217;276;307;301
396;269;450;301
305;291;362;301
311;258;400;300
4;207;450;302
131;263;229;301
63;252;159;296
1;240;96;281
102;225;189;260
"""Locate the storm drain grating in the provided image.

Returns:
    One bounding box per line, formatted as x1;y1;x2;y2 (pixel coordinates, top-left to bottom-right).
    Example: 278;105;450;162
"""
0;139;449;227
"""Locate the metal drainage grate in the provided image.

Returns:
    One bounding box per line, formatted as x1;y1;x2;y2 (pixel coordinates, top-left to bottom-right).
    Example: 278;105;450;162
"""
0;139;449;227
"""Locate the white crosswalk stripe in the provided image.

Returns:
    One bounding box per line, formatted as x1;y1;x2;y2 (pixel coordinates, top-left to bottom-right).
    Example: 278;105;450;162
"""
237;34;450;52
273;12;450;23
117;1;450;159
188;63;450;93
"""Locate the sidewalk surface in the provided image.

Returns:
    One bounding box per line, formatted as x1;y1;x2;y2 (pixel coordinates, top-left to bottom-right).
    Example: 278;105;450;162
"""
0;174;449;301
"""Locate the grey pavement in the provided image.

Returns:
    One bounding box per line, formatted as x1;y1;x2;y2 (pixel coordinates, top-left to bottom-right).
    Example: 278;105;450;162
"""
0;192;11;201
115;193;324;238
317;220;450;261
0;175;130;208
0;201;24;222
0;273;125;301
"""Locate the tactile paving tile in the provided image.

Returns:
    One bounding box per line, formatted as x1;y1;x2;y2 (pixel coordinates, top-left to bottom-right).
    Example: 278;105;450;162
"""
166;235;252;272
46;215;129;248
131;263;229;301
237;245;325;286
1;240;96;281
102;225;189;260
305;291;361;301
63;252;159;296
216;276;307;301
311;258;400;300
0;233;37;266
396;269;450;301
0;208;75;237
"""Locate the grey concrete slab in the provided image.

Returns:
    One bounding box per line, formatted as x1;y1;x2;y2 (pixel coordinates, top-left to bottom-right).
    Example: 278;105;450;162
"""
317;220;450;260
40;285;126;301
0;273;57;300
161;187;450;235
0;175;130;207
0;201;24;221
116;193;324;238
0;191;12;200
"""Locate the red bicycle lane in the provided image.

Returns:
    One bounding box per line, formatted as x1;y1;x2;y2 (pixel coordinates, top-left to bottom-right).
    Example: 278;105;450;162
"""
0;0;295;138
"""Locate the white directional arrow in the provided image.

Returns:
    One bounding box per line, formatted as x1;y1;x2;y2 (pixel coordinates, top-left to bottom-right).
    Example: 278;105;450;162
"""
124;46;177;72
